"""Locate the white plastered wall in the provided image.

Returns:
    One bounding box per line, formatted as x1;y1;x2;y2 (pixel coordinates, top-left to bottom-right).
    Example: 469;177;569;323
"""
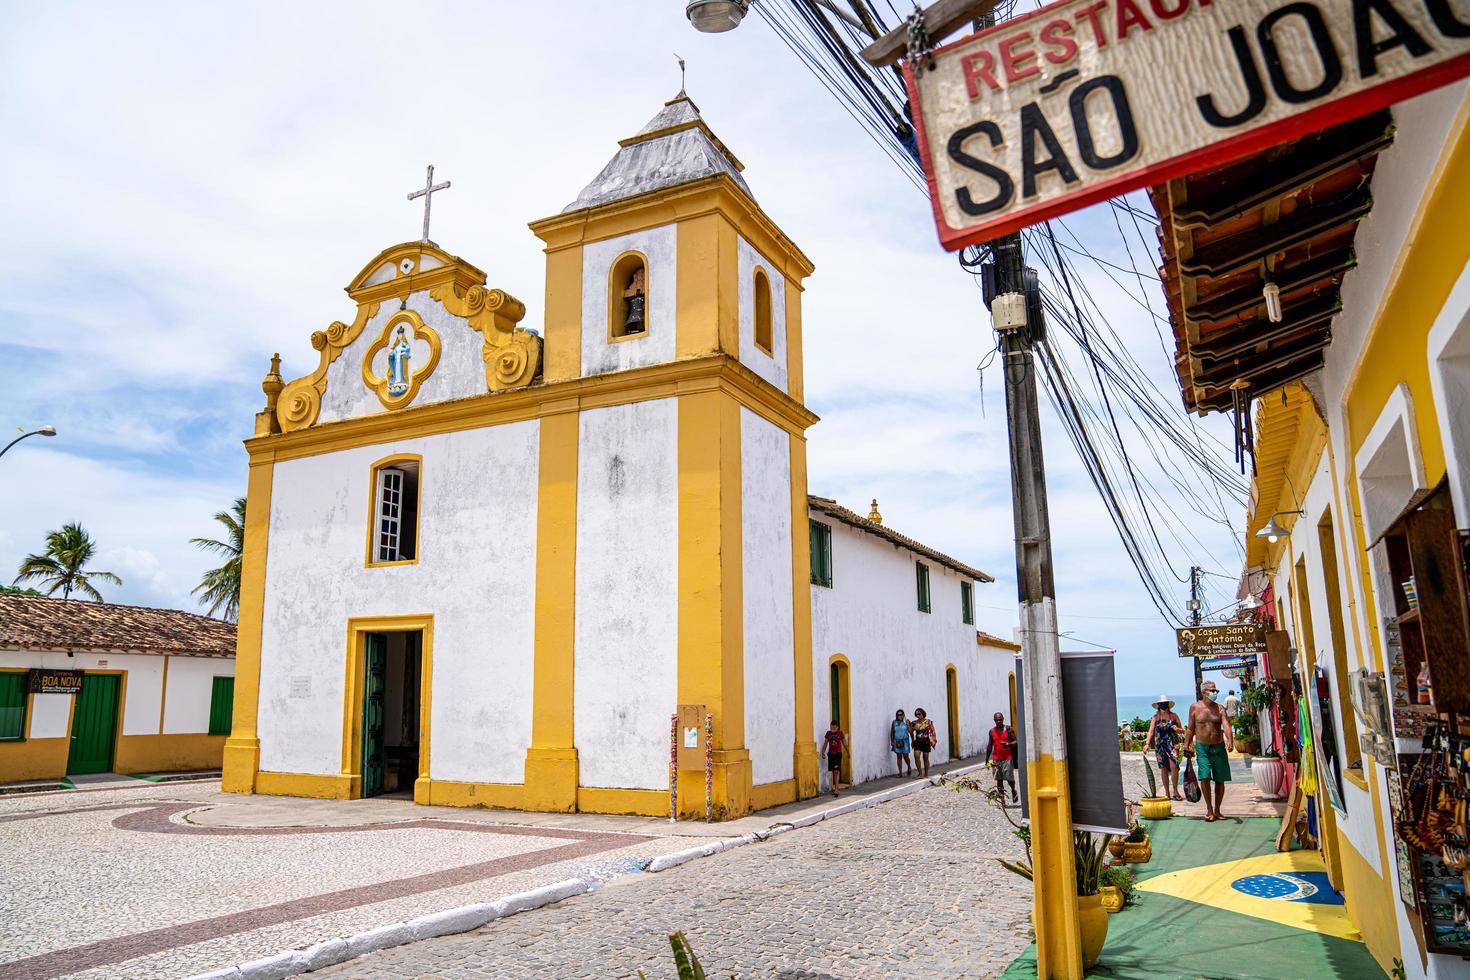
573;399;679;789
257;421;540;783
736;235;788;393
163;656;235;735
1314;81;1469;980
741;409;795;786
581;226;677;377
1273;456;1379;869
318;287;490;424
1427;263;1470;522
809;519;1003;787
0;649;233;740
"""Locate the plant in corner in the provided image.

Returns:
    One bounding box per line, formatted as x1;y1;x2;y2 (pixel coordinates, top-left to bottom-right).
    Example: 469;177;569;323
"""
1099;863;1138;913
1138;755;1172;820
1074;830;1115;966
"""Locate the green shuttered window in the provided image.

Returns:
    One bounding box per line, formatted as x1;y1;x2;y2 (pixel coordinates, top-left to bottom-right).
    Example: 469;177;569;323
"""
962;580;974;625
208;676;235;736
917;562;931;613
0;672;26;741
809;520;833;588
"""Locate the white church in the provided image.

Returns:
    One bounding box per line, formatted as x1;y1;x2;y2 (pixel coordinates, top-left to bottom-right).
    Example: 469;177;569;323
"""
222;91;1016;818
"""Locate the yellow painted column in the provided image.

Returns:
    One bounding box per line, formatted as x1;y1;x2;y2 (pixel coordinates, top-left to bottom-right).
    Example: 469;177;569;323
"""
788;432;818;799
676;214;738;360
542;245;583;383
523;404;581;811
784;280;805;404
222;450;275;794
677;388;751;818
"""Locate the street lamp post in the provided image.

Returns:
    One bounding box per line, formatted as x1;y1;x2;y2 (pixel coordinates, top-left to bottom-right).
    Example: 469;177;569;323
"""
0;426;57;462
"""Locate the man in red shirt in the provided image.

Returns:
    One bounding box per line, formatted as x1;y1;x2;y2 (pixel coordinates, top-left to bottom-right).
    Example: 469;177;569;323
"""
821;720;848;797
985;712;1019;804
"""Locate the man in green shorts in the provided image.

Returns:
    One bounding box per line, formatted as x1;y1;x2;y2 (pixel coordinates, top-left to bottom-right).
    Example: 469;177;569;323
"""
1184;679;1234;822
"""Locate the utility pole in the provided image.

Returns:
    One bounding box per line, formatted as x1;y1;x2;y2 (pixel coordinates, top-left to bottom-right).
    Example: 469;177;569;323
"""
990;232;1082;976
1189;565;1203;699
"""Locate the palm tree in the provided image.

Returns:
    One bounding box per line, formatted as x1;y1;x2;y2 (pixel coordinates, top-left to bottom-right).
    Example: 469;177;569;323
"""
14;523;122;601
191;497;245;621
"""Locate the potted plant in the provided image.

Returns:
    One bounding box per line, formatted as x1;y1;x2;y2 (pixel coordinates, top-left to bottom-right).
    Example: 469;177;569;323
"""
1099;863;1137;913
1138;756;1172;820
1122;820;1151;863
1251;745;1286;800
1073;830;1114;966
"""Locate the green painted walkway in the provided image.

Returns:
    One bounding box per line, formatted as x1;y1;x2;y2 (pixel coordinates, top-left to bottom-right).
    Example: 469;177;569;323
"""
1000;816;1386;979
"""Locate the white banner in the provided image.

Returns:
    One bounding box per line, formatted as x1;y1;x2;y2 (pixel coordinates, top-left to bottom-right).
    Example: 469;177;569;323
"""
906;0;1470;249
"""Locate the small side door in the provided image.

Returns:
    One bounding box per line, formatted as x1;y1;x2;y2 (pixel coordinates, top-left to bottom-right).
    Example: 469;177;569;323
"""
360;635;387;797
68;674;120;775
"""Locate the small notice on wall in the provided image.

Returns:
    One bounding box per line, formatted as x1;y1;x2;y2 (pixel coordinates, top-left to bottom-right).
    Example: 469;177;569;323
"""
28;669;83;694
289;676;311;699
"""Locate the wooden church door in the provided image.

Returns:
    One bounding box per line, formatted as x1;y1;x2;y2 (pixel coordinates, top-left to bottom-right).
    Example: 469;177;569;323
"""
361;634;387;797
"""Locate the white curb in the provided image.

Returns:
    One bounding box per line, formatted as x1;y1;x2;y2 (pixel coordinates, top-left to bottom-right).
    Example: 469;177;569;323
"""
183;879;589;980
186;766;983;979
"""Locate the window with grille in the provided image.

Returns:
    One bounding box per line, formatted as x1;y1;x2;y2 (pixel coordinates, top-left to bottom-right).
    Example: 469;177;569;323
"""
809;520;833;588
962;580;974;625
371;459;420;564
0;672;26;741
917;562;931;613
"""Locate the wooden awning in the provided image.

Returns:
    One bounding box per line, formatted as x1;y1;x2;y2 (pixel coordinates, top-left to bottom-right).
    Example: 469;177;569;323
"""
1151;111;1394;415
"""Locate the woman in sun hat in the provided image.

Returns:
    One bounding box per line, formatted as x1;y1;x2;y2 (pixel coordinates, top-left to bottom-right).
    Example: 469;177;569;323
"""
1144;695;1184;801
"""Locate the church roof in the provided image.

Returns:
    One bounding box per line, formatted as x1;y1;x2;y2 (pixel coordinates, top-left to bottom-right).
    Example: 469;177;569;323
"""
0;594;236;658
808;496;994;583
564;93;753;213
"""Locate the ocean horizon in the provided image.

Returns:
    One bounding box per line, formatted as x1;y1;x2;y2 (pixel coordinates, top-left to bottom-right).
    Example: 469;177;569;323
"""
1116;694;1196;725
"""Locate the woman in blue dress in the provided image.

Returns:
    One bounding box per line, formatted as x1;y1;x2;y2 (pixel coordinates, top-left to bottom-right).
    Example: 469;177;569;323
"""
891;709;914;777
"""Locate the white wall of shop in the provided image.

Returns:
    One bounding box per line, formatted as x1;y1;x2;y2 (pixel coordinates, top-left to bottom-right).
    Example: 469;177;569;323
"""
808;518;1008;787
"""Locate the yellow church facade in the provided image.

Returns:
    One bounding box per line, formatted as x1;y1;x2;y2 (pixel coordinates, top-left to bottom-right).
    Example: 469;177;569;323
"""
223;95;825;819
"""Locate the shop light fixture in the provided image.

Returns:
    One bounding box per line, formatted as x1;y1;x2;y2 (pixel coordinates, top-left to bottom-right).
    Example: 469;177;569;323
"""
1255;509;1304;544
1263;276;1283;323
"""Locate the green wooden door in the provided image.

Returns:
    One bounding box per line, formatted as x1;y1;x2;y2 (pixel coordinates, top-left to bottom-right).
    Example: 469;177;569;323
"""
361;635;387;797
67;674;120;775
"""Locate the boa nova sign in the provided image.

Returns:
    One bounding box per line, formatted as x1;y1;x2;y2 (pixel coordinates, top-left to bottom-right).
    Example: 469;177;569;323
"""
905;0;1470;249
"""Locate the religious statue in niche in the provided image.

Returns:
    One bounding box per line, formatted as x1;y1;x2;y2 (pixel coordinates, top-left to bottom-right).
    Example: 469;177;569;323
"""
622;267;646;335
386;324;413;396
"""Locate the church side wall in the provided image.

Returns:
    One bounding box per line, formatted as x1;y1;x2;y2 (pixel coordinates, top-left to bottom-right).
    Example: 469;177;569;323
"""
317;286;490;425
740;408;795;786
580;227;678;377
257;422;540;783
736;235;788;394
573;399;679;790
809;520;997;787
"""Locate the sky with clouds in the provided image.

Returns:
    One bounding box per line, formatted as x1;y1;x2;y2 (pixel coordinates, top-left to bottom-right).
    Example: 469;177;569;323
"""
0;1;1247;697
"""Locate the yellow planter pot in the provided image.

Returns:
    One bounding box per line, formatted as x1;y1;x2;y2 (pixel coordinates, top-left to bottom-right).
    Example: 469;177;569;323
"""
1123;839;1152;864
1100;885;1126;913
1078;892;1110;967
1139;796;1172;820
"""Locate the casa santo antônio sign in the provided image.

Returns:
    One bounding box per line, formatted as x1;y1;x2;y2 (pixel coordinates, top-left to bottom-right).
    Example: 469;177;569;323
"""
904;0;1470;249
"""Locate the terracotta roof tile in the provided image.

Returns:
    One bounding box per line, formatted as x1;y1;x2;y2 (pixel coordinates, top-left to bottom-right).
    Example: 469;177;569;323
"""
0;595;235;657
976;630;1021;652
807;496;993;583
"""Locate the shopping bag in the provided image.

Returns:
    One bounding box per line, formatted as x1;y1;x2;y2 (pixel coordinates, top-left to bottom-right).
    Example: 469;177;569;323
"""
1184;757;1202;803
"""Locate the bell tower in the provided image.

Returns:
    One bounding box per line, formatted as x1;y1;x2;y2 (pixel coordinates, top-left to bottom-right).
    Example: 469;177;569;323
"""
525;92;822;817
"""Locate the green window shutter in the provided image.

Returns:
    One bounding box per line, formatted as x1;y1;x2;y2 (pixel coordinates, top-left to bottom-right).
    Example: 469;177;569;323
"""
962;581;974;624
809;520;833;588
917;563;931;613
208;676;235;736
0;673;26;741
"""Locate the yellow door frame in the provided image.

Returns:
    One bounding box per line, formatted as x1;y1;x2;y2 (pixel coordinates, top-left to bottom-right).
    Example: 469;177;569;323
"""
342;615;434;803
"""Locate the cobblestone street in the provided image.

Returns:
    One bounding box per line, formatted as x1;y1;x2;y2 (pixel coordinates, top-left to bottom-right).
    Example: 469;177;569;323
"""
318;781;1032;979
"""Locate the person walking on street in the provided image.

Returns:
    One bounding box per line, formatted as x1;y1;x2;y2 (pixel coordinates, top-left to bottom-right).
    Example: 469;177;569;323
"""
1184;680;1234;822
821;720;847;797
910;708;937;778
1223;689;1242;717
890;709;913;777
1144;696;1184;801
985;712;1019;804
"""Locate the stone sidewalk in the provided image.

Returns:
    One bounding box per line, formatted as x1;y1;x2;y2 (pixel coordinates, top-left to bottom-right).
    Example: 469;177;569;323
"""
315;777;1033;979
0;758;987;978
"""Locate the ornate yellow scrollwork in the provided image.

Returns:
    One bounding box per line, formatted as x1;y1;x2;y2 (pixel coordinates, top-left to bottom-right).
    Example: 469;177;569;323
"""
431;283;543;391
361;310;442;410
276;302;382;433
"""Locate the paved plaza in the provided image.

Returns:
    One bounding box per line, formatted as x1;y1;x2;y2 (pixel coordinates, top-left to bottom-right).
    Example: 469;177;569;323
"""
0;759;1023;978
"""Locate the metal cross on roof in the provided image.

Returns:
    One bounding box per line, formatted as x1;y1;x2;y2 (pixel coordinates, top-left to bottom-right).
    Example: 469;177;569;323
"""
407;164;451;244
